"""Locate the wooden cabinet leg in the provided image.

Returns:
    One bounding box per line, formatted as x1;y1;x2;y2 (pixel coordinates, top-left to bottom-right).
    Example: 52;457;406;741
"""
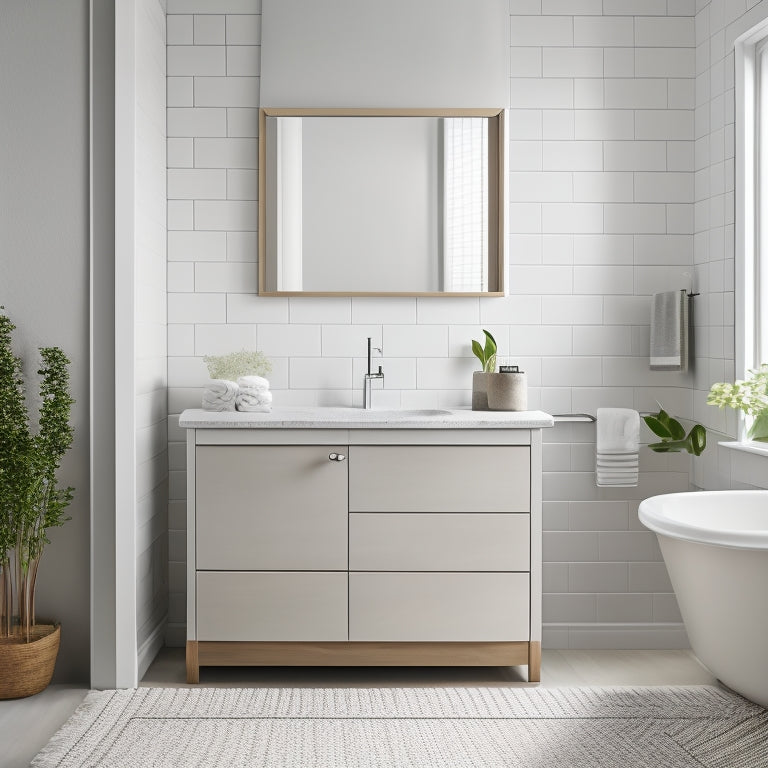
186;641;200;684
527;641;541;683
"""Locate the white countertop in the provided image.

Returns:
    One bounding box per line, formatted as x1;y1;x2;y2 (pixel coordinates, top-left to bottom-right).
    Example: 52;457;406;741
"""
179;406;554;430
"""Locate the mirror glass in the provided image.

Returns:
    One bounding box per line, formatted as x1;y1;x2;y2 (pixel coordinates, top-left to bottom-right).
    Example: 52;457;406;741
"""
258;109;504;296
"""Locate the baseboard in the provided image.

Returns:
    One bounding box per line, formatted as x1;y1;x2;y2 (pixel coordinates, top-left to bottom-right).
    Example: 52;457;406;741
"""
138;615;167;680
543;622;690;650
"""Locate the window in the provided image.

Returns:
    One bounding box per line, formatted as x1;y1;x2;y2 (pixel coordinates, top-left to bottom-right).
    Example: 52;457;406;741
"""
757;39;768;365
736;21;768;435
442;117;489;292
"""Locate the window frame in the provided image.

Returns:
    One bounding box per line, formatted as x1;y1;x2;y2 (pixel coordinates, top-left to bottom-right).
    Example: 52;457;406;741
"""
735;21;768;438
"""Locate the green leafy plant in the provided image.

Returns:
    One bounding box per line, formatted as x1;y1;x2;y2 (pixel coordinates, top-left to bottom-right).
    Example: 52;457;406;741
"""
643;405;706;456
203;349;272;381
471;330;497;373
0;308;74;642
707;364;768;442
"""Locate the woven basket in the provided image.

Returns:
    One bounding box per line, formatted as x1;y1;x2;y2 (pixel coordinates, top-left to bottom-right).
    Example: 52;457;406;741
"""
0;623;60;699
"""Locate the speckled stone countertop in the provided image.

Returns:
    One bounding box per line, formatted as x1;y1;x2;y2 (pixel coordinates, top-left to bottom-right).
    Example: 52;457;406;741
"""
179;407;554;430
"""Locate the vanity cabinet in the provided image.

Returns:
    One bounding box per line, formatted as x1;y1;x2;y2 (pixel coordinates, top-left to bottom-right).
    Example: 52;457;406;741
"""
182;412;547;684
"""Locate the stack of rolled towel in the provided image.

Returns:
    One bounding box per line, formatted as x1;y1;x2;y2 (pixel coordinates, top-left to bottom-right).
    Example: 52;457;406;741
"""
235;375;272;413
201;379;238;411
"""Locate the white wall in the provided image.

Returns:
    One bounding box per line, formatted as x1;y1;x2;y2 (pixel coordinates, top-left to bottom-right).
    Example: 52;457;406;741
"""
115;0;169;684
0;0;91;681
134;0;169;678
690;1;768;495
165;0;698;649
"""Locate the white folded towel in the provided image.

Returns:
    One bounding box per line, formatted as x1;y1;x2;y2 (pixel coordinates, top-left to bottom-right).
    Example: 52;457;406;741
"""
596;407;639;488
596;476;638;486
202;379;239;411
596;408;639;454
238;375;270;392
235;388;273;412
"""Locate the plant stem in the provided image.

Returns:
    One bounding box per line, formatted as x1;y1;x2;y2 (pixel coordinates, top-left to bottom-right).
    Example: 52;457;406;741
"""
0;563;10;637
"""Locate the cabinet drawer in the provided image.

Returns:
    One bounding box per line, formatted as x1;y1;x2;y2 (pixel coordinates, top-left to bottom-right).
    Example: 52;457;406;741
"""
196;571;348;641
349;572;529;641
196;445;347;570
348;446;529;512
349;513;530;571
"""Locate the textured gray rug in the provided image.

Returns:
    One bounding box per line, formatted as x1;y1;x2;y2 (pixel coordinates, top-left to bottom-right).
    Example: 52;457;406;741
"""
32;685;768;768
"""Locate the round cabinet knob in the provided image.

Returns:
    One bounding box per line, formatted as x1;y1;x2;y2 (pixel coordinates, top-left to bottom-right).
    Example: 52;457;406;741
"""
328;453;346;462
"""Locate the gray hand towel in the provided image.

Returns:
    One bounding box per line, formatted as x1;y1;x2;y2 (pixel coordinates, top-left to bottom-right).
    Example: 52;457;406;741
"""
650;290;688;372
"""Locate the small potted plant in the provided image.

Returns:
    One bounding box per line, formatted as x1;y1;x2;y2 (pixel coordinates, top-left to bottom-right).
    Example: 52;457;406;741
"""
707;364;768;441
471;329;497;410
0;308;74;699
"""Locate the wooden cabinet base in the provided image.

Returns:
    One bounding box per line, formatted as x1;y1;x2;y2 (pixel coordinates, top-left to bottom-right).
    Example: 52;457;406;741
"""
186;640;540;684
527;640;541;682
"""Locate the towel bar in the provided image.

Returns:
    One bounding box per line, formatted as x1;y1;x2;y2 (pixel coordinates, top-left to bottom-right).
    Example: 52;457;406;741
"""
552;413;596;423
553;412;654;424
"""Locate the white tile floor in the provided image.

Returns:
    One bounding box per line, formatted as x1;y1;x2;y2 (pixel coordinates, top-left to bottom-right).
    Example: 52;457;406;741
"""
2;648;717;767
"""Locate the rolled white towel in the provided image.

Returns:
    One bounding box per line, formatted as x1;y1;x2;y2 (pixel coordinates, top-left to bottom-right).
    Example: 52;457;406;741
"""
237;375;270;392
202;398;236;412
235;388;273;412
206;379;239;398
202;379;239;411
235;402;272;413
238;388;272;404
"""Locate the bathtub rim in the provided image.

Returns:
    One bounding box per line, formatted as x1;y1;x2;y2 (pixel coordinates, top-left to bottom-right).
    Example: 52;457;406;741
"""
638;490;768;550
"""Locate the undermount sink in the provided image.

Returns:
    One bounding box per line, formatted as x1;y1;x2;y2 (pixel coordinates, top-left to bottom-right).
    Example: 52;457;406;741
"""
361;408;451;418
309;407;452;419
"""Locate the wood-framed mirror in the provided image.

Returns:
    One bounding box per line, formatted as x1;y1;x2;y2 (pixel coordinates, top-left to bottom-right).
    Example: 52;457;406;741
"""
258;108;505;297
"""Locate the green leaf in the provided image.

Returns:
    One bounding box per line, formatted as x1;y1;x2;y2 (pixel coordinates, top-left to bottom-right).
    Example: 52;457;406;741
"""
666;416;686;441
644;402;707;455
644;416;672;439
471;339;485;366
483;330;497;361
648;440;675;452
687;424;707;456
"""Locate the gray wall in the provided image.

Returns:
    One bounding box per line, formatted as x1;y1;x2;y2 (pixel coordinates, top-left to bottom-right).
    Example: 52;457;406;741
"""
0;0;90;682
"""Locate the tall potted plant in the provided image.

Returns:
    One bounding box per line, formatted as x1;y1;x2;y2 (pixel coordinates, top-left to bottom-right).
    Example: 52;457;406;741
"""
0;308;74;699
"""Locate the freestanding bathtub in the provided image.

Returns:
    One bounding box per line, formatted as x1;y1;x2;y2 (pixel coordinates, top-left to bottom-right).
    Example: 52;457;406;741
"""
639;491;768;707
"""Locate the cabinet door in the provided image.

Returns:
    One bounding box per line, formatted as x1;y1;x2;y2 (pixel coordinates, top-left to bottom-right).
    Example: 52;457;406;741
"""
349;513;530;571
197;571;348;641
196;445;348;570
348;446;530;513
349;572;529;641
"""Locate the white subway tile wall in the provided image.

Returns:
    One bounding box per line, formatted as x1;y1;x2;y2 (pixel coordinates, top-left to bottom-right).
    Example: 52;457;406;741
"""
165;0;702;649
691;0;741;447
